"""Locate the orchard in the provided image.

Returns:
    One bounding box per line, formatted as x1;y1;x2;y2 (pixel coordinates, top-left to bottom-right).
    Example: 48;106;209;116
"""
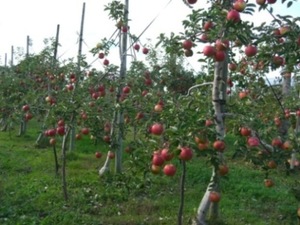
1;0;300;224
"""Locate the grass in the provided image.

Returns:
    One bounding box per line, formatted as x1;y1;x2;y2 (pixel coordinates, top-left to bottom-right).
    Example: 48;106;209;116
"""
1;123;300;225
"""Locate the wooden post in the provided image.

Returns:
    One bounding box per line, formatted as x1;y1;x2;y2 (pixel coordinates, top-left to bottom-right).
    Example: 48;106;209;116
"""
26;35;30;58
115;0;129;173
10;46;14;66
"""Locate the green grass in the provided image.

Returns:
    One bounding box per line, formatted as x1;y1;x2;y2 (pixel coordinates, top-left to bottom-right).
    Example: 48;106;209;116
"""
1;124;300;225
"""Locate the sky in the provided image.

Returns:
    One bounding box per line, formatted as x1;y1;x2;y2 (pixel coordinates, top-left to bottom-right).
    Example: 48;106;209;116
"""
0;0;300;72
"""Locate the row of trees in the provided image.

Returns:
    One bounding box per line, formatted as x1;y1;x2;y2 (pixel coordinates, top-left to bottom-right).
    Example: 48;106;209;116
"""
1;0;300;224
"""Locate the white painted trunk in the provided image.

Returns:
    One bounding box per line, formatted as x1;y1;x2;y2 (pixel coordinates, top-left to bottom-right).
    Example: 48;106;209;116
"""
99;151;111;176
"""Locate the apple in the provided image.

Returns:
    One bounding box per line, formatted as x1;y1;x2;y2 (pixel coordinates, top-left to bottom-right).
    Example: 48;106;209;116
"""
296;110;300;117
47;129;56;137
213;140;226;152
227;79;233;87
151;164;161;174
256;0;266;5
182;40;193;50
135;112;144;120
66;84;74;91
25;113;33;121
150;123;164;135
247;136;260;147
214;51;226;62
133;43;140;51
184;49;193;57
76;134;82;140
57;119;65;127
268;160;277;169
103;59;109;66
95;151;102;158
274;116;281;126
123;86;131;94
282;140;292;150
209;191;221;202
271;137;282;147
218;165;229;176
199;34;209;42
203;45;216;57
267;0;276;4
205;119;214;127
103;135;111;143
49;138;56;146
264;178;274;187
240;127;251;136
98;52;105;59
187;0;197;4
121;26;128;32
154;104;163;112
279;26;290;35
108;151;115;159
179;146;193;161
233;0;247;12
56;126;65;136
226;10;241;23
272;56;284;67
215;39;229;51
152;153;165;166
198;141;209;150
161;148;174;161
239;91;248;99
163;164;177;176
203;21;214;31
228;63;237;71
245;45;257;57
81;127;90;135
142;47;149;54
144;78;152;86
22;105;30;112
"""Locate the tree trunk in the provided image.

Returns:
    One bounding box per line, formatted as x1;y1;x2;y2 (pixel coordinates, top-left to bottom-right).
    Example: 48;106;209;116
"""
194;58;227;224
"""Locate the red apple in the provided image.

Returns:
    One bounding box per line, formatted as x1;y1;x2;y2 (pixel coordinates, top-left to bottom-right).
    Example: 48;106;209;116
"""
123;86;131;94
218;164;229;176
95;151;102;158
271;137;282;147
25;113;33;121
213;140;226;152
179;147;193;161
56;126;65;136
98;52;105;59
215;39;229;51
150;123;164;135
163;164;177;176
214;51;226;62
108;151;115;159
187;0;197;4
228;63;237;71
272;56;284;67
245;45;257;57
142;47;149;54
151;164;161;174
154;104;163;112
209;191;221;202
264;178;274;187
247;136;260;147
256;0;266;5
205;119;214;127
49;138;56;146
233;0;247;12
240;127;251;136
22;105;30;112
161;148;174;161
103;59;109;66
267;0;276;4
203;21;214;31
226;10;241;23
182;40;193;50
203;45;216;57
81;127;90;135
152;153;165;166
133;43;140;51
